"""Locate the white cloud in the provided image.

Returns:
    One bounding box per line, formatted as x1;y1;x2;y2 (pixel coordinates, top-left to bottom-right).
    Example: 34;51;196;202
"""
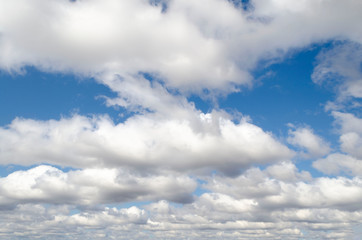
311;112;362;177
0;0;252;93
333;111;362;134
0;0;362;95
265;161;312;182
1;0;362;239
1;165;362;239
287;126;331;158
340;132;362;160
195;192;258;213
312;42;362;103
203;164;362;211
0;165;197;207
333;111;362;159
313;153;362;176
0;113;293;175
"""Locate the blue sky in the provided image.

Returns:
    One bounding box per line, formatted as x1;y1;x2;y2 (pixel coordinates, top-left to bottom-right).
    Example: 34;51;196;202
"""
0;0;362;239
0;44;336;141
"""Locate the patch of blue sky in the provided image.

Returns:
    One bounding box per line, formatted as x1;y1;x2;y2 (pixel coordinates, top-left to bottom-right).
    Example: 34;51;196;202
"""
0;163;80;177
149;0;168;13
295;161;326;178
69;208;81;216
228;0;252;11
187;42;340;149
187;95;214;114
0;42;344;179
0;67;121;126
220;43;339;146
186;42;344;179
0;164;32;177
193;178;211;197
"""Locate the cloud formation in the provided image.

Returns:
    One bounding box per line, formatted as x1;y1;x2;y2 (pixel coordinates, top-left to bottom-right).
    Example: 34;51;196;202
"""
287;126;331;158
1;163;362;239
1;0;362;239
1;0;362;95
312;42;362;101
313;153;362;176
0;112;293;174
313;112;362;177
0;165;196;208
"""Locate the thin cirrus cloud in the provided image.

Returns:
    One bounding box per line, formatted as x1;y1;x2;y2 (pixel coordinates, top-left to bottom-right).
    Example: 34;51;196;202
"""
312;42;362;99
0;0;362;239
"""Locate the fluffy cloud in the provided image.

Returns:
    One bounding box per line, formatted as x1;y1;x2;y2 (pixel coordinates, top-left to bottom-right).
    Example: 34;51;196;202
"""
0;112;293;175
312;112;362;176
0;0;251;93
0;165;197;208
333;111;362;159
0;204;149;239
265;161;312;182
1;0;362;95
287;126;331;158
1;0;362;239
204;164;362;211
1;163;362;239
313;153;362;176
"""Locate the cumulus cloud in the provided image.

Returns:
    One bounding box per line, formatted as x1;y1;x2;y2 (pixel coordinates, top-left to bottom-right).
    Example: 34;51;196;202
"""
1;164;362;239
0;204;150;239
1;0;362;95
1;0;362;239
265;161;312;182
333;111;362;159
287;126;331;158
311;112;362;177
0;0;252;93
0;165;197;208
313;153;362;176
333;111;362;134
0;113;293;175
204;164;362;211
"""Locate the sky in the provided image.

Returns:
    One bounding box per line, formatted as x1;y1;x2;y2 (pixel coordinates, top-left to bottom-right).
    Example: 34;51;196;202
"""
0;0;362;239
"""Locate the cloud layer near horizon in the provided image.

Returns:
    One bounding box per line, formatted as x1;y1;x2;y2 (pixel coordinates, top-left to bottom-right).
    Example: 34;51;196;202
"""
1;163;362;239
